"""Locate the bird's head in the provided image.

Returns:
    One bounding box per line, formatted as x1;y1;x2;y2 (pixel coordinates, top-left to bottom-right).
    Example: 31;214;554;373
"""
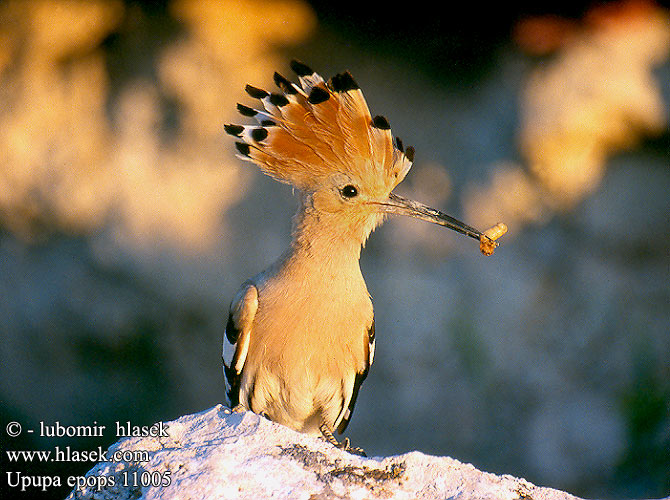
226;60;497;250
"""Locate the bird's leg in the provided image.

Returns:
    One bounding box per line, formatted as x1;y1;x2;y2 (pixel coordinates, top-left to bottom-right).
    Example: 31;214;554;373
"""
319;423;366;457
319;423;341;446
231;404;247;414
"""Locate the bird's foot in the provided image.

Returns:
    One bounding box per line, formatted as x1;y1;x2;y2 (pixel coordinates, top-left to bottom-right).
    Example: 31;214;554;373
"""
319;424;367;457
231;404;247;414
338;437;367;457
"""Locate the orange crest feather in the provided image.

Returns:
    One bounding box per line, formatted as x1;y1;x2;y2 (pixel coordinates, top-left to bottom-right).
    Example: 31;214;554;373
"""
225;60;414;193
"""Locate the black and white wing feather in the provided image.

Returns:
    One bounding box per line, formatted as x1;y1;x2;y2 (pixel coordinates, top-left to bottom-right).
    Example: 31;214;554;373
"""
336;319;375;434
222;282;258;408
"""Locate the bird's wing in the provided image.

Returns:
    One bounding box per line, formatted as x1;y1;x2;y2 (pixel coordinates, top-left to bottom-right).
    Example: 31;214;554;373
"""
336;319;375;434
222;282;258;408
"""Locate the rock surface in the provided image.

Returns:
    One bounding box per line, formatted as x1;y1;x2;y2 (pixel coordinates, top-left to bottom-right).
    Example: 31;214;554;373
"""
66;405;587;500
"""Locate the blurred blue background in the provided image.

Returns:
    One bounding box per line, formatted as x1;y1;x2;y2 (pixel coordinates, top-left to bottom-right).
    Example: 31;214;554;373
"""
1;1;669;499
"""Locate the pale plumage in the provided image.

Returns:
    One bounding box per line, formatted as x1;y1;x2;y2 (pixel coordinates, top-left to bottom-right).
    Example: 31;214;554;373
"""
223;60;496;454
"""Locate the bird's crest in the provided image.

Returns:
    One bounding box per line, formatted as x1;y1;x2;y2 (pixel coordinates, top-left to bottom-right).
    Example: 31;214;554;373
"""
225;60;414;193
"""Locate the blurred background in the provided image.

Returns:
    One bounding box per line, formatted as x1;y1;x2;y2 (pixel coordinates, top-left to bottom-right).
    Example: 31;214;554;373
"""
0;1;668;499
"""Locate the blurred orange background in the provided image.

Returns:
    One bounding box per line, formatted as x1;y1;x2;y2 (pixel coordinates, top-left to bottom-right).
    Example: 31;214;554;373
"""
1;1;668;499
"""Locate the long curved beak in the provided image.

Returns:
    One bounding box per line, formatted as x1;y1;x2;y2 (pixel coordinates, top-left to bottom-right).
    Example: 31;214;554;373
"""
376;193;483;241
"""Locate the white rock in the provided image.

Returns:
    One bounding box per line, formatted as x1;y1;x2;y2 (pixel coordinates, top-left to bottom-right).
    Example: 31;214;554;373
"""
65;405;586;500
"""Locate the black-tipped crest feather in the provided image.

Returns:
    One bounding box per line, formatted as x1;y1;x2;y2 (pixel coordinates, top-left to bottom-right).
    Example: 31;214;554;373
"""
371;115;391;130
224;124;244;137
308;87;330;104
290;59;313;77
245;84;269;99
237;103;257;117
329;71;359;92
274;72;298;94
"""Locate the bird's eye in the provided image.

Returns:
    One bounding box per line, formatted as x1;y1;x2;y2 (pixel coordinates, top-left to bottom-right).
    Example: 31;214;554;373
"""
340;185;358;198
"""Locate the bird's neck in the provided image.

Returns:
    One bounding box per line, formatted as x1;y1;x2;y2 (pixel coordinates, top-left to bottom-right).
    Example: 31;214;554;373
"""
288;197;367;268
262;195;375;298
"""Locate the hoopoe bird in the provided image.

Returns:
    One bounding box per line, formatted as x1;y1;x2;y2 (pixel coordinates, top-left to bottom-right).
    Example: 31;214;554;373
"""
223;60;505;454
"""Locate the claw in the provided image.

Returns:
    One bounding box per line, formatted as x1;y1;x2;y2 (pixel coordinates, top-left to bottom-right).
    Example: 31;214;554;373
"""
320;423;367;456
231;404;247;414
